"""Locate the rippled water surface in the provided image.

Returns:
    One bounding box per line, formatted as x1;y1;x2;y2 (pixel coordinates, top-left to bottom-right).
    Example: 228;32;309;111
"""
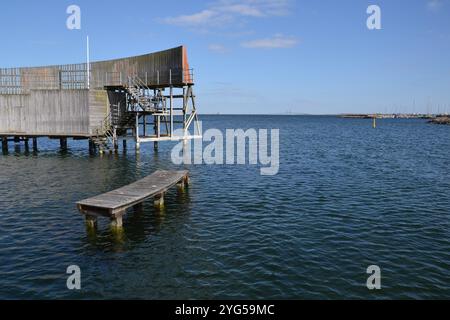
1;116;449;299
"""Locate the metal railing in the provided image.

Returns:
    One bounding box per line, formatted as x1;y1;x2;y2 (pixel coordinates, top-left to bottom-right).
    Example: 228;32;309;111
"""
0;67;195;94
96;68;194;88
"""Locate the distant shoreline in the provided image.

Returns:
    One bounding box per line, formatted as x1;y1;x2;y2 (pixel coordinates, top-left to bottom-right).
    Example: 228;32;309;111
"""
199;113;447;118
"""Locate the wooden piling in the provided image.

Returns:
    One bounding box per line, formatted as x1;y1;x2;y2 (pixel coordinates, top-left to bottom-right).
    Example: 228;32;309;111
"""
135;115;140;152
60;138;68;150
88;139;95;154
24;138;30;152
1;137;7;152
85;215;98;229
177;177;188;192
143;115;147;137
154;193;165;208
111;214;124;229
32;138;38;151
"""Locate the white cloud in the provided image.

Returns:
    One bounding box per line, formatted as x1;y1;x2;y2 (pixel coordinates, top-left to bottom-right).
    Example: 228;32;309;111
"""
219;4;264;17
427;0;444;11
161;0;290;28
241;34;298;49
163;10;219;27
208;44;230;54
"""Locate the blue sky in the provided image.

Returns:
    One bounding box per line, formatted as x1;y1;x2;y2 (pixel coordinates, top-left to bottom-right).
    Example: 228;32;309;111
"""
0;0;449;114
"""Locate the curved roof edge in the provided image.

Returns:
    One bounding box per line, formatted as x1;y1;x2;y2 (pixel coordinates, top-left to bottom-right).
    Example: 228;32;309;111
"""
0;46;193;89
1;46;188;70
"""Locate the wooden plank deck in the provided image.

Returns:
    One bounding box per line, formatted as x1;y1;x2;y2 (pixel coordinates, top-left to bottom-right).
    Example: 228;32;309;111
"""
77;170;189;228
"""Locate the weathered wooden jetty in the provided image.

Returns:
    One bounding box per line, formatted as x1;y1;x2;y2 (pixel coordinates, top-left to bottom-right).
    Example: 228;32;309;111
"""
0;46;201;153
77;170;189;228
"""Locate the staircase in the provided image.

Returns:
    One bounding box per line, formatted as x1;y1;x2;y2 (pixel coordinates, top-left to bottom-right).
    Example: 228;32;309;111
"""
92;113;115;152
125;76;159;112
91;76;161;152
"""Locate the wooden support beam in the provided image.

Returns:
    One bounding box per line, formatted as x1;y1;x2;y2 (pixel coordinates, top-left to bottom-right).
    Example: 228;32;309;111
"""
154;193;165;208
177;180;186;192
143;115;147;137
89;139;95;154
182;176;190;188
24;138;29;152
32;138;38;151
111;215;123;228
85;215;98;229
154;115;160;151
113;128;119;152
135;115;140;152
60;138;68;150
1;137;8;152
177;175;190;192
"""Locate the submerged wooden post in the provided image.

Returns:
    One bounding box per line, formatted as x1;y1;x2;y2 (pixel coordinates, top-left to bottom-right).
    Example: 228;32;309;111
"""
154;193;165;208
123;139;127;151
1;137;8;152
24;138;29;152
143;115;147;137
32;138;38;151
88;139;95;154
60;138;68;150
111;215;124;229
111;209;126;229
135;115;140;152
373;116;377;129
177;176;189;192
113;128;119;152
85;215;98;229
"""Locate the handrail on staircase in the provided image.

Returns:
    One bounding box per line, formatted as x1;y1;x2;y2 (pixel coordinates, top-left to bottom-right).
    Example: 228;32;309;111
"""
95;111;112;136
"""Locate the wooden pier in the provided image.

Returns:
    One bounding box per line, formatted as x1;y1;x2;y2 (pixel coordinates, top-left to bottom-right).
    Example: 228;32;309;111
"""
0;46;201;154
77;170;189;229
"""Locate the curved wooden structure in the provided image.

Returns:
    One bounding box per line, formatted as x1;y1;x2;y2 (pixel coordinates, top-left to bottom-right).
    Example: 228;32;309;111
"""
0;46;201;152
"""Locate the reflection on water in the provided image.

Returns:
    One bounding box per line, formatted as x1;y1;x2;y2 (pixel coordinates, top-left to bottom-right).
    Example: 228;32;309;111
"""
0;116;450;299
80;185;191;254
